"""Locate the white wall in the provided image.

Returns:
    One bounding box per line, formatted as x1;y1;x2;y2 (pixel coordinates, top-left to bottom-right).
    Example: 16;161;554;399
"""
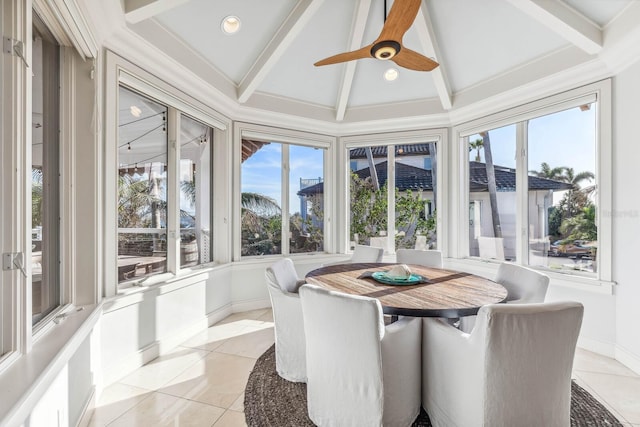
612;59;640;373
99;267;232;387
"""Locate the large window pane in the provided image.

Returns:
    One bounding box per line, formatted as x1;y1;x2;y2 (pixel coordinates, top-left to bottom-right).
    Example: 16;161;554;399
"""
179;116;212;267
31;15;60;324
349;146;389;249
117;86;168;282
528;104;597;274
394;143;437;251
468;125;517;261
290;145;324;253
241;140;282;256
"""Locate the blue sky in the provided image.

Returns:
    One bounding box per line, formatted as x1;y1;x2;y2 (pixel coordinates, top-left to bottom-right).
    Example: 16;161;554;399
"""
241;143;324;214
471;105;596;179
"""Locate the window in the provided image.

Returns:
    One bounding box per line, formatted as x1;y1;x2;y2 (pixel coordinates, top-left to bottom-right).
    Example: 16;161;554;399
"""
240;138;326;257
117;86;168;282
345;133;443;254
457;80;611;282
31;14;61;324
117;86;217;283
528;104;597;274
467;125;516;262
106;54;227;295
179;115;212;267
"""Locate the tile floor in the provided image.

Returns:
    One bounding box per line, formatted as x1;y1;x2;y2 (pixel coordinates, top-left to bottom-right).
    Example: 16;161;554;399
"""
81;308;640;426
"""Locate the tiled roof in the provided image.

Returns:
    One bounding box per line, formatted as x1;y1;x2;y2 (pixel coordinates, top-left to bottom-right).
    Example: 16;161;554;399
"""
348;144;432;159
298;161;572;195
469;161;573;192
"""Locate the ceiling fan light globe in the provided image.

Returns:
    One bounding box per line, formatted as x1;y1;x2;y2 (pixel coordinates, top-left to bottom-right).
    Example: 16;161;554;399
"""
376;46;396;60
371;40;401;61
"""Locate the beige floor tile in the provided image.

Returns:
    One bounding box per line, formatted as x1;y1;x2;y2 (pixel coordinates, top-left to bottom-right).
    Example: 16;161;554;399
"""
257;309;274;322
180;321;250;352
214;327;274;359
577;370;640;424
573;372;628;423
229;393;244;412
84;383;153;427
213;410;247;427
119;347;209;391
158;351;256;409
574;348;639;378
108;391;225;427
217;309;270;325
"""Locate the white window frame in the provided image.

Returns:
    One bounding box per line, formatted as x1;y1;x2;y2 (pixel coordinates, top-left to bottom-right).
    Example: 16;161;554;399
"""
340;128;448;255
1;0;97;372
233;122;335;260
451;80;612;290
104;51;231;297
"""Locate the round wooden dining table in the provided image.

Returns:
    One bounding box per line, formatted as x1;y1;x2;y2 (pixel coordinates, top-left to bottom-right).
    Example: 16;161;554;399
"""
305;263;507;318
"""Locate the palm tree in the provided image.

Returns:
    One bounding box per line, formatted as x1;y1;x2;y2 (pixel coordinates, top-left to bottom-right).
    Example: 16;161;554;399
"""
561;167;595;218
469;138;483;162
480;132;502;238
241;192;282;255
529;162;566;181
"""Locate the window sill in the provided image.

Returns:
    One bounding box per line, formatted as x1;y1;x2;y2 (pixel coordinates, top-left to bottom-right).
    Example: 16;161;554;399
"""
0;303;101;427
444;258;615;295
107;262;230;313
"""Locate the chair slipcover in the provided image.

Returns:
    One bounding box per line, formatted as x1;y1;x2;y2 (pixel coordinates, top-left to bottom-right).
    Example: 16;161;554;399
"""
351;244;384;263
496;262;550;304
323;244;384;267
265;258;307;382
478;236;505;260
422;302;583;427
396;249;443;268
300;284;421;427
458;262;550;333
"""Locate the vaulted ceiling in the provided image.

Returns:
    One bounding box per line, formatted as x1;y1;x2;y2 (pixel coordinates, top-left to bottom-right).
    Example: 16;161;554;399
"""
114;0;639;125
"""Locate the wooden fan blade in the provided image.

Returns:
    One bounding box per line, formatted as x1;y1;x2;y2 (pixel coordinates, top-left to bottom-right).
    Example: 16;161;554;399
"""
314;45;372;66
377;0;422;43
392;47;439;71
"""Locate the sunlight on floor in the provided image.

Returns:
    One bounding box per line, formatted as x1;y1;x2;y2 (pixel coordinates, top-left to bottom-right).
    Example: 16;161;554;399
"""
80;308;640;426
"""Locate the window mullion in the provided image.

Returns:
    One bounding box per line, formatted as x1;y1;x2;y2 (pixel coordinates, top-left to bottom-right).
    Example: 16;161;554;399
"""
281;144;290;255
515;121;529;265
387;146;395;254
167;108;180;273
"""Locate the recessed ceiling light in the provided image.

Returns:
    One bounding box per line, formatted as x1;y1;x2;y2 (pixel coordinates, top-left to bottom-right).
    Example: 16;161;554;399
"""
130;105;142;117
221;16;241;35
384;68;399;81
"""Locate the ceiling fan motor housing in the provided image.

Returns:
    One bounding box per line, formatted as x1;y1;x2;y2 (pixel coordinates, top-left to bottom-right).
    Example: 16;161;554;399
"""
371;40;401;60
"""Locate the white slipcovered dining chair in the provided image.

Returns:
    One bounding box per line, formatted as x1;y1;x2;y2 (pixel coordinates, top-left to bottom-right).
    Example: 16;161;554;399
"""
458;262;550;333
299;284;421;427
265;258;307;382
350;244;384;262
322;244;384;266
422;302;584;427
396;248;443;268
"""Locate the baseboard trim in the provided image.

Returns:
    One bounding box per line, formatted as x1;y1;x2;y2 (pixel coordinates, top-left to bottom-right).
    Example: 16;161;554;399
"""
232;298;271;313
75;386;95;427
615;344;640;376
577;337;616;358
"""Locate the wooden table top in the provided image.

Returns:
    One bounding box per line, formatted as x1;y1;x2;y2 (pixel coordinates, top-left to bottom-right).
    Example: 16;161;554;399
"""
305;263;507;318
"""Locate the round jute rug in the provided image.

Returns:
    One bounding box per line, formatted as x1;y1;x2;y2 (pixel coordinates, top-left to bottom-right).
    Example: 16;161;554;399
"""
245;345;623;427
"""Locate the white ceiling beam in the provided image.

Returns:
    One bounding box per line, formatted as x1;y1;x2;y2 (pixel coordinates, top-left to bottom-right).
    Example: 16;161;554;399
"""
336;0;373;121
505;0;602;54
124;0;192;24
415;1;452;110
238;0;325;104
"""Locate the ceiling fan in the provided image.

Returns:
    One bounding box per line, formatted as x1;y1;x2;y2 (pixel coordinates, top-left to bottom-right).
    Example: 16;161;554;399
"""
314;0;439;72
